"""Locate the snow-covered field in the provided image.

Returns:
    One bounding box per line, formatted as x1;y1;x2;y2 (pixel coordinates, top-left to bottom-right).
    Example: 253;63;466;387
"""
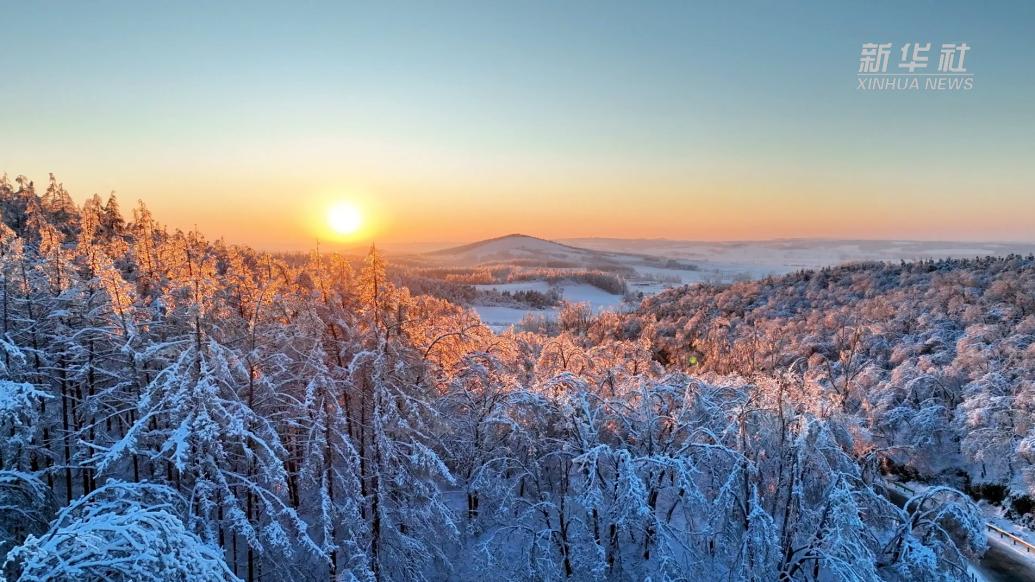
560;282;624;309
472;282;626;330
475;281;624;309
471;305;556;331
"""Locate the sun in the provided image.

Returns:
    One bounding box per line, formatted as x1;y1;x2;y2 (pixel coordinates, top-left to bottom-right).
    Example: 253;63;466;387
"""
327;201;362;236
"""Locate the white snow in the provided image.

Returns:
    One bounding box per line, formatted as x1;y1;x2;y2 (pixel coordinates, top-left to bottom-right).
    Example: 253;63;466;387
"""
559;282;624;310
471;281;625;330
471;305;557;331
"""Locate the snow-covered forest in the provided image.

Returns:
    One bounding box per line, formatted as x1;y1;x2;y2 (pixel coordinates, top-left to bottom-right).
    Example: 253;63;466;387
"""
0;175;1006;580
638;258;1035;492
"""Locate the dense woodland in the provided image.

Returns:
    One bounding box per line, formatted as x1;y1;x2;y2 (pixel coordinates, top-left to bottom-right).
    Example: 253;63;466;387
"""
638;256;1035;500
0;175;1008;581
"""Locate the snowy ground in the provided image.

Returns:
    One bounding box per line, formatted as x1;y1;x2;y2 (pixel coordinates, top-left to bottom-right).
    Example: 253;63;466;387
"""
560;282;625;309
471;305;557;331
474;280;627;307
472;281;627;331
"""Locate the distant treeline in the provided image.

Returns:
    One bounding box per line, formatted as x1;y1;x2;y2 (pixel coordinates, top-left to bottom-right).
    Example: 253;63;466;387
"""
405;263;629;295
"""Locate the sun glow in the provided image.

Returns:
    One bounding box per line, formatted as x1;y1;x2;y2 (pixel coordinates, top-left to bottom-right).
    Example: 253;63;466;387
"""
327;201;363;236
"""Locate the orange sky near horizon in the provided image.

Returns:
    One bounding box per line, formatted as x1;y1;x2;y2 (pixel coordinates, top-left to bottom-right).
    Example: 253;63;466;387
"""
28;162;1032;253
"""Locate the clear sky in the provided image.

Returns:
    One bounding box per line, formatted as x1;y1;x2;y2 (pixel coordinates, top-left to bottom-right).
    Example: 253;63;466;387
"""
2;1;1033;249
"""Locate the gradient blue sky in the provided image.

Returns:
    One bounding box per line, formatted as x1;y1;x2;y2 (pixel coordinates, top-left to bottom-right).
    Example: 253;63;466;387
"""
2;1;1033;248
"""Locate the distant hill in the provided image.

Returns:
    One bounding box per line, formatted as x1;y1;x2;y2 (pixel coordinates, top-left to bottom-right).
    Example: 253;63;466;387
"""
427;234;610;265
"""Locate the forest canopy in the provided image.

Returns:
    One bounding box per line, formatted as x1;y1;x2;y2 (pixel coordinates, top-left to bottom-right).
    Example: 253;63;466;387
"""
0;175;1016;580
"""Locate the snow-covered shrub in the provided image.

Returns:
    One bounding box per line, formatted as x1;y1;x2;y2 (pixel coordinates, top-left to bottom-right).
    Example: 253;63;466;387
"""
4;481;238;581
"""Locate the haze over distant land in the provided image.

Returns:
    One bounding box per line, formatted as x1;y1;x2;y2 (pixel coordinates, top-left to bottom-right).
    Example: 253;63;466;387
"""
381;234;1035;278
350;236;1035;258
561;237;1035;272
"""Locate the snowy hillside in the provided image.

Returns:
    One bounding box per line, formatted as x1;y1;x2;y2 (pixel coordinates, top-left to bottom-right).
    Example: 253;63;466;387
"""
428;233;620;264
418;235;699;329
